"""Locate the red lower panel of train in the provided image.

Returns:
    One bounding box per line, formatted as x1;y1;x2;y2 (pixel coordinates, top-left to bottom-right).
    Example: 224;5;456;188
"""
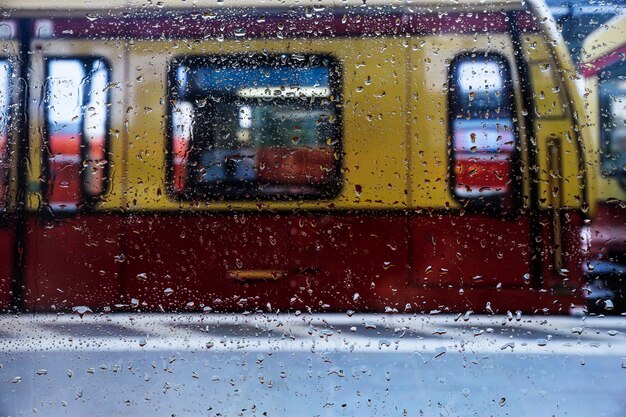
16;211;585;313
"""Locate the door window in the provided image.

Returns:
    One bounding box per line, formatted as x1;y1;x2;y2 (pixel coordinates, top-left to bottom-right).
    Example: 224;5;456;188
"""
449;54;519;213
44;57;110;211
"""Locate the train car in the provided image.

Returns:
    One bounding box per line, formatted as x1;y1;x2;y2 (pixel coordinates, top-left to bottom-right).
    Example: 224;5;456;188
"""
581;13;626;312
0;0;596;313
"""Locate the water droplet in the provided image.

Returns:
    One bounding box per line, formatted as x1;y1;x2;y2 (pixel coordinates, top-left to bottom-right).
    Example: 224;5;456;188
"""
571;327;583;335
500;342;515;351
72;306;93;318
540;63;551;72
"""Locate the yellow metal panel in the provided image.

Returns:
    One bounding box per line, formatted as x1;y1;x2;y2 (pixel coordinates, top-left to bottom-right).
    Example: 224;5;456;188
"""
409;33;529;209
0;41;20;211
25;45;44;211
126;38;408;211
529;64;565;118
534;120;584;209
520;33;551;63
580;77;601;209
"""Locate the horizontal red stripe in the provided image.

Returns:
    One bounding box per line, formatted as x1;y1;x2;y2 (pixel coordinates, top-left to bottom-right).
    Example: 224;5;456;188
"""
15;11;521;39
49;133;106;155
582;44;626;77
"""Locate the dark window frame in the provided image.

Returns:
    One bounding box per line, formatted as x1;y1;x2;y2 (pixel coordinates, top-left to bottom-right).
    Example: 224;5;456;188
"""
166;53;343;202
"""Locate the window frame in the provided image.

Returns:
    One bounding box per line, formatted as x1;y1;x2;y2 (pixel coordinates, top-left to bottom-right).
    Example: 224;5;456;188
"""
41;56;112;211
447;52;523;215
166;53;344;202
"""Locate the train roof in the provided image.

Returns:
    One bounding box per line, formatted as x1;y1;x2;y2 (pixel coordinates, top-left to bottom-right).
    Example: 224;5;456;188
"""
0;0;530;17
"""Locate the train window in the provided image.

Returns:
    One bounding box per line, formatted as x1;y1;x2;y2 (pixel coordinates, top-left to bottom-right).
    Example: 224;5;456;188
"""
169;54;341;200
44;57;110;211
449;54;518;213
0;60;10;210
598;60;626;182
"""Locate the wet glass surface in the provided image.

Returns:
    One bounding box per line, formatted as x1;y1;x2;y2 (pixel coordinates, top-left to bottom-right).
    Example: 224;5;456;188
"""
0;0;624;415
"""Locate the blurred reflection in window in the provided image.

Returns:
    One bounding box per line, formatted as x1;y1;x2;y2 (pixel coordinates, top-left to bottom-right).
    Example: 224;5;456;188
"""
169;55;342;200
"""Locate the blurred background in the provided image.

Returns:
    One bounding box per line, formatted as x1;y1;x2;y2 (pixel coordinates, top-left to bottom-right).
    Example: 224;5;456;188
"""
549;0;625;63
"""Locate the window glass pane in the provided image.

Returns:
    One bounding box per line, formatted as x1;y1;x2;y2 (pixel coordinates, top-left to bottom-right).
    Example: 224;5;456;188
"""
45;59;85;210
170;55;341;199
450;55;517;211
599;60;626;179
83;59;109;198
45;58;110;211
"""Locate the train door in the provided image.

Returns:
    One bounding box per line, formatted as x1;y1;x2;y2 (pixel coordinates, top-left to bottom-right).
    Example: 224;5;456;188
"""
0;37;20;311
22;35;126;311
408;31;536;311
122;41;318;312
